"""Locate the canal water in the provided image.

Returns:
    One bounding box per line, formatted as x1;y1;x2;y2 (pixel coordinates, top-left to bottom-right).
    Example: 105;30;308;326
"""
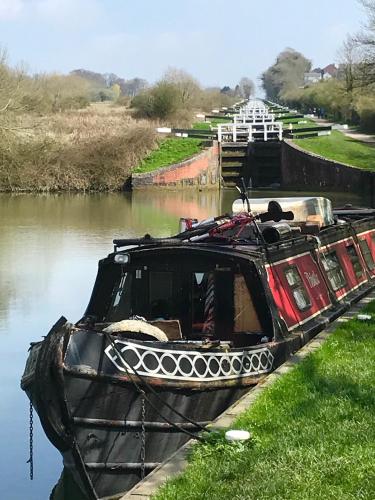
0;188;370;500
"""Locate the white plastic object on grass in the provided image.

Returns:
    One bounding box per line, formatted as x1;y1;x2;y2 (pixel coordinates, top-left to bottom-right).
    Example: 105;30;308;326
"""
357;314;372;321
156;127;172;134
225;430;251;442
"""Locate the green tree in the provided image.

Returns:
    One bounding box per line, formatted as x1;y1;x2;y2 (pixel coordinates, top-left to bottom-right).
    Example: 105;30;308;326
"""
111;83;121;100
261;48;311;101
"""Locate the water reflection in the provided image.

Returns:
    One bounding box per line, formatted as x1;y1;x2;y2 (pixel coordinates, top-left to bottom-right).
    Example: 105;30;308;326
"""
0;188;369;500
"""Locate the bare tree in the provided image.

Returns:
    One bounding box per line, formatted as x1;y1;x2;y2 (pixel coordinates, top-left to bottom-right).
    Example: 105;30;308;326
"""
0;48;34;137
338;35;361;93
354;0;375;86
121;78;148;97
162;68;201;107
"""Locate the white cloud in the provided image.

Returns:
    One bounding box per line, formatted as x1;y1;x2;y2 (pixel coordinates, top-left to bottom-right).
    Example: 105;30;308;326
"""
0;0;24;20
0;0;101;25
35;0;101;28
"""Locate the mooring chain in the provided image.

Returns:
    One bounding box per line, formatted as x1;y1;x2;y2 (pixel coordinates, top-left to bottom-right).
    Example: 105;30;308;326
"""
27;400;34;480
140;393;146;480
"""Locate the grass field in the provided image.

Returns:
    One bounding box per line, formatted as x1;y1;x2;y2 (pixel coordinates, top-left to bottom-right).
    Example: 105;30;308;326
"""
192;122;212;130
275;113;303;121
294;130;375;170
154;303;375;500
278;117;316;129
133;137;205;174
193;118;232;130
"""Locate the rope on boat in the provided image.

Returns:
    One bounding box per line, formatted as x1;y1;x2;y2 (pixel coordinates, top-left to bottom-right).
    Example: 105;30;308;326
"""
103;332;208;442
140;395;146;480
27;399;34;480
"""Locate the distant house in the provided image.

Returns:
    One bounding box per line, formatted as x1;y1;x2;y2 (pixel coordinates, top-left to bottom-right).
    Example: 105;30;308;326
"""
304;72;323;85
323;63;338;79
304;64;339;86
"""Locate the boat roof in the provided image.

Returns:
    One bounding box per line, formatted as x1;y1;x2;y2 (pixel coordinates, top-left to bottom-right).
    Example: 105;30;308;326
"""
111;198;375;259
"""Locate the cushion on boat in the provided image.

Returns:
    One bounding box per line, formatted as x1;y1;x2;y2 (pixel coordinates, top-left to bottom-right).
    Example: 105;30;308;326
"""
103;320;168;341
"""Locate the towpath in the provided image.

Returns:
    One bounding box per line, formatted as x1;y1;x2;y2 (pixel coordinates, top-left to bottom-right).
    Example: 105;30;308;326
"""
313;117;375;144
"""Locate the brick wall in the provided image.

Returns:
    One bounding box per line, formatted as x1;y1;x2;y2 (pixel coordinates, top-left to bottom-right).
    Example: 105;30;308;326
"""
281;140;375;201
132;141;220;190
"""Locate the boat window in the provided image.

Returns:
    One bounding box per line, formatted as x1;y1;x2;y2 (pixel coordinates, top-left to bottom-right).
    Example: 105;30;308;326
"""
195;272;204;285
322;251;346;291
105;257;265;341
109;272;132;320
359;239;374;270
284;266;311;311
346;244;363;278
149;271;174;320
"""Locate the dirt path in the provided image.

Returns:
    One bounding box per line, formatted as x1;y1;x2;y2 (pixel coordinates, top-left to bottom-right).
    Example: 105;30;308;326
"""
313;117;375;144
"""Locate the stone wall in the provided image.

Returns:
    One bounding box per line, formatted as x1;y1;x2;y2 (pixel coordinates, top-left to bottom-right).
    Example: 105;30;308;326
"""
132;141;220;190
281;140;375;201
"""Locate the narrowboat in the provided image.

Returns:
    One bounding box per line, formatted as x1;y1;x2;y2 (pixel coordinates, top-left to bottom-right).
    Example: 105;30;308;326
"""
21;194;375;500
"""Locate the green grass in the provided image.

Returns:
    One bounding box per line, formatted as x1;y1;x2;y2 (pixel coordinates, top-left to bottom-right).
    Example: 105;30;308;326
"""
279;117;316;128
276;113;302;121
277;116;321;139
132;137;205;174
193;118;232;130
154;302;375;500
294;130;375;170
192;122;211;130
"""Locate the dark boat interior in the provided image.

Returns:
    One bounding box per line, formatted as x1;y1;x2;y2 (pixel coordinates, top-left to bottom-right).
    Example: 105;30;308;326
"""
84;250;273;348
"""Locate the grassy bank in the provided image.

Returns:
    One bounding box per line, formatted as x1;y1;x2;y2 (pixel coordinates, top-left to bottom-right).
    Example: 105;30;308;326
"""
294;130;375;170
193;118;232;130
280;117;316;129
133;137;205;174
0;103;159;192
154;303;375;500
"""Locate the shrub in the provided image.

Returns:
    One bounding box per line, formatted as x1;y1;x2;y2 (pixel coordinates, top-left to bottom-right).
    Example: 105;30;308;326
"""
151;82;180;119
131;92;154;117
355;95;375;131
115;95;131;107
282;79;358;124
132;82;180;120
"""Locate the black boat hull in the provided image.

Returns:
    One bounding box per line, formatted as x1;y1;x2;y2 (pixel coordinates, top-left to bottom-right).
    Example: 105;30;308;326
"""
63;375;248;498
22;323;278;499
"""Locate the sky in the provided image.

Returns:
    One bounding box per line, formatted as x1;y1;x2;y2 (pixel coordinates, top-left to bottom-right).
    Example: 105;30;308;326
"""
0;0;367;91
